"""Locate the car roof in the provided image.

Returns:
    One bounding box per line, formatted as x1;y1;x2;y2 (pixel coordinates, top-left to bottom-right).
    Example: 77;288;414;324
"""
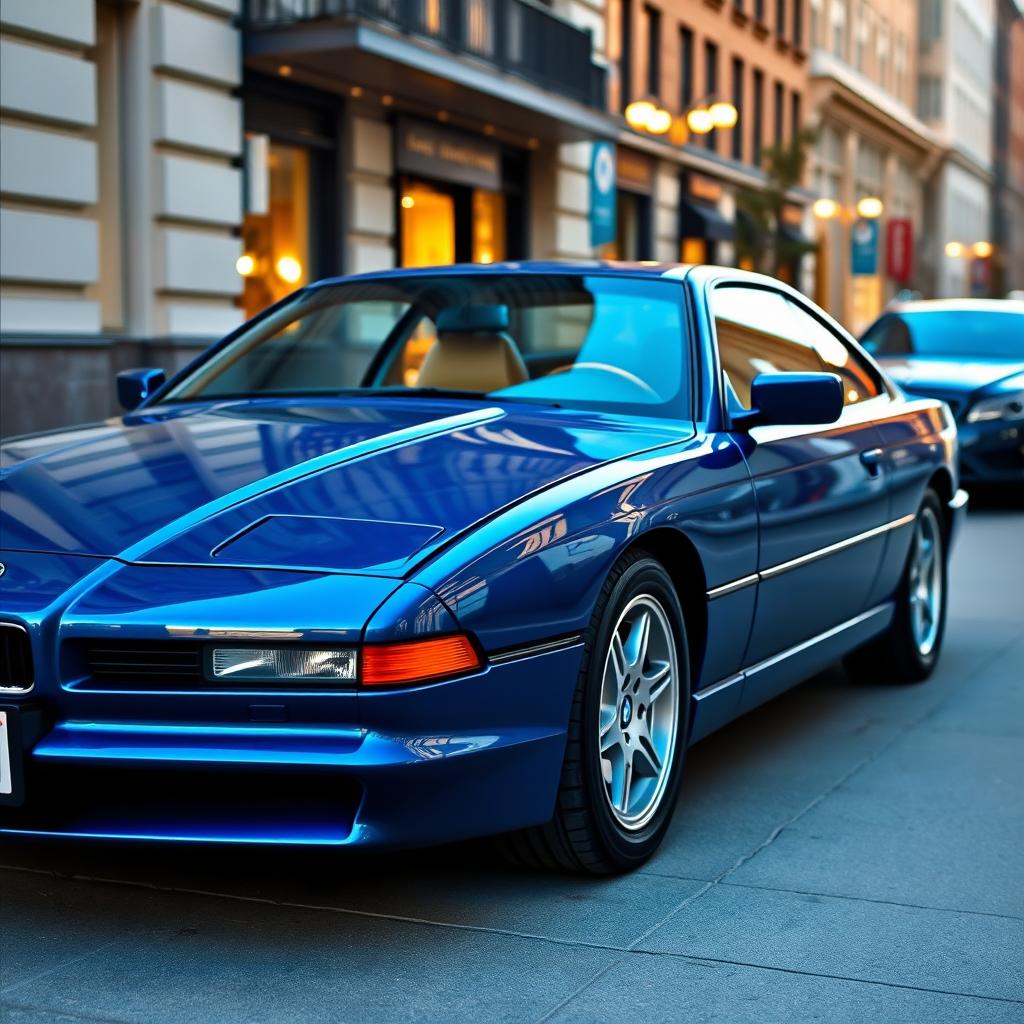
887;298;1024;315
312;259;696;288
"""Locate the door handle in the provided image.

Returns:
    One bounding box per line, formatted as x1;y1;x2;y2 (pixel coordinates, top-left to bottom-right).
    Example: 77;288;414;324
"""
860;448;884;475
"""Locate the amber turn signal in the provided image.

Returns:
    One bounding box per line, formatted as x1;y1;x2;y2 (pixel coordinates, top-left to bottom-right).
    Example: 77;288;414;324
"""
361;635;482;687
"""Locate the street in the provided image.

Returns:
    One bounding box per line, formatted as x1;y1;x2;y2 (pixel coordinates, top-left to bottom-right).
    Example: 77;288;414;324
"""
1;498;1022;1024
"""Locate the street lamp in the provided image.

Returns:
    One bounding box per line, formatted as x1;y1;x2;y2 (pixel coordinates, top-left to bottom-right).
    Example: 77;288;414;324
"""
708;101;739;129
972;241;993;258
945;241;965;258
686;107;715;135
812;198;840;219
625;97;738;142
624;101;658;131
856;196;884;219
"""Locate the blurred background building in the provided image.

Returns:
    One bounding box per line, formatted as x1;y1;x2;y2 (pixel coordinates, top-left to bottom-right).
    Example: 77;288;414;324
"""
0;0;1021;436
807;0;936;333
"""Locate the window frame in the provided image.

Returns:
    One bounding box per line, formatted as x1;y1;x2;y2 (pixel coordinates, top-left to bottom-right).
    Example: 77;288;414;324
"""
158;272;701;422
707;279;893;427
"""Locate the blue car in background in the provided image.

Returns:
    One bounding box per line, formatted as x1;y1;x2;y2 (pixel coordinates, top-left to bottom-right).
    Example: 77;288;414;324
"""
861;299;1024;485
0;263;966;873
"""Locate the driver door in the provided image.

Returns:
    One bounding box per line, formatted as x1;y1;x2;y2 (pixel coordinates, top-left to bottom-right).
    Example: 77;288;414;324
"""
712;284;891;707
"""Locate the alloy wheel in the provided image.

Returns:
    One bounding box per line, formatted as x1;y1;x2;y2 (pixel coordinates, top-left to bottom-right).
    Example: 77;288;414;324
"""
598;594;680;831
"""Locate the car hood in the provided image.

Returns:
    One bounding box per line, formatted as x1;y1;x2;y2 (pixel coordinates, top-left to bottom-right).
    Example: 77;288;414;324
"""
879;357;1024;395
1;397;687;576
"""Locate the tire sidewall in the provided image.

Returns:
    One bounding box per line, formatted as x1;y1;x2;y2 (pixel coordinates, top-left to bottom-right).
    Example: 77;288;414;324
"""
580;558;690;868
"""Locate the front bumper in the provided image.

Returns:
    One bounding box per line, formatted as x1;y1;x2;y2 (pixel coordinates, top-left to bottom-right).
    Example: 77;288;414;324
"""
0;643;584;847
957;419;1024;483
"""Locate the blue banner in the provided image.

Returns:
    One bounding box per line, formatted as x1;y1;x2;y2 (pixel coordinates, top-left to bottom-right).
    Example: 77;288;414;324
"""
589;142;617;249
850;218;879;276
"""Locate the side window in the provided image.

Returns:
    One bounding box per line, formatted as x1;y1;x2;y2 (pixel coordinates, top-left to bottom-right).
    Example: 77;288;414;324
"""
711;286;825;408
861;313;912;356
785;299;884;406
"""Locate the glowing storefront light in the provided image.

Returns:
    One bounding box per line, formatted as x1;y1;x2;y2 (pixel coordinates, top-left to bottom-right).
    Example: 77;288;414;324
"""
236;253;257;277
275;255;303;284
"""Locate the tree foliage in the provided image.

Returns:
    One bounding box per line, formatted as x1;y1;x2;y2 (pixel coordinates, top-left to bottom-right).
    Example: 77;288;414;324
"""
736;127;819;276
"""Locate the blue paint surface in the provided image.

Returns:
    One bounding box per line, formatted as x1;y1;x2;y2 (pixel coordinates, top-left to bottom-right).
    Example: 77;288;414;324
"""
0;263;960;847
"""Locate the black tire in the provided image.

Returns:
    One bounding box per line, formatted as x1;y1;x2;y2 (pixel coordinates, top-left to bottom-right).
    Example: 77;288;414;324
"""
845;488;949;684
498;549;690;874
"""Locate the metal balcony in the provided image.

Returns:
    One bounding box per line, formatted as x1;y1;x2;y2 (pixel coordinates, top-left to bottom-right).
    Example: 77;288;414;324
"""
246;0;607;109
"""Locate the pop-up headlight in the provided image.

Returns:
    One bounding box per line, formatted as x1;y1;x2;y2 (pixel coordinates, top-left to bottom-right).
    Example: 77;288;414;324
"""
210;647;357;684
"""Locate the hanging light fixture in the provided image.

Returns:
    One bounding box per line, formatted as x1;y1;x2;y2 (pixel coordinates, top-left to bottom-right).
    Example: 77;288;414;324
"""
625;101;657;130
709;102;738;128
686;107;715;134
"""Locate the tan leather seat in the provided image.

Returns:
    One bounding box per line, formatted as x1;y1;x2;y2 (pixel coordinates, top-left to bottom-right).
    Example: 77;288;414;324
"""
417;329;528;392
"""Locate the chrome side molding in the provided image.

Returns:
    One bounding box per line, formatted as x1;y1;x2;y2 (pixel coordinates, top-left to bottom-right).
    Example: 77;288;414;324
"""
694;602;893;699
706;514;916;600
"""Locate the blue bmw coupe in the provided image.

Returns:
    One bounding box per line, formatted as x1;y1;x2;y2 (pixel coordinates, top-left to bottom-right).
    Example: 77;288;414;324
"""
0;263;966;872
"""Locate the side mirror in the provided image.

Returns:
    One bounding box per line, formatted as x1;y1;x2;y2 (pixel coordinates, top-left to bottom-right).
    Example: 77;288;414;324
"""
734;372;844;429
117;368;166;411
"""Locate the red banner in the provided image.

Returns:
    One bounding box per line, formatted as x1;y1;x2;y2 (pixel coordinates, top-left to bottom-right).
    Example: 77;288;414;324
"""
886;218;914;283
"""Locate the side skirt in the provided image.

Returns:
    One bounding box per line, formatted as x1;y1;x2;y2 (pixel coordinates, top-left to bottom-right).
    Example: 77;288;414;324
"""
689;602;895;744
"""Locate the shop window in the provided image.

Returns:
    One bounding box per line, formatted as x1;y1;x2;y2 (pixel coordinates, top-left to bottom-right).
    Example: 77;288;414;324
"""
473;190;505;265
615;192;652;260
400;182;456;268
681;239;706;264
239;142;311;321
400;180;507;268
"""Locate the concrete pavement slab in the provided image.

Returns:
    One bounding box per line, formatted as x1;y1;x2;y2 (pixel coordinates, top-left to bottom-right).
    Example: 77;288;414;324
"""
0;844;705;949
641;616;1019;882
1;872;618;1024
546;949;1024;1024
1;1004;131;1024
0;869;177;990
638;884;1024;1002
727;726;1024;917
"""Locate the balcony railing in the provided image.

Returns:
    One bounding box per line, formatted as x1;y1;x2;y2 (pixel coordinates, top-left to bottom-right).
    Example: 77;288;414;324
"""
246;0;607;108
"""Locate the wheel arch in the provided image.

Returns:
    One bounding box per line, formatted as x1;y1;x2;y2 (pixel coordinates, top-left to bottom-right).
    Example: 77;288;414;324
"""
621;526;708;692
925;466;955;537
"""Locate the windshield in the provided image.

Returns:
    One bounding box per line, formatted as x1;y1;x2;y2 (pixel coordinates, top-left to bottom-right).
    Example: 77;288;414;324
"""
862;309;1024;360
164;274;691;418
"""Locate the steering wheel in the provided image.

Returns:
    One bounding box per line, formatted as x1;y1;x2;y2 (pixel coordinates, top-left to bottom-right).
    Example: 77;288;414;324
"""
546;362;660;399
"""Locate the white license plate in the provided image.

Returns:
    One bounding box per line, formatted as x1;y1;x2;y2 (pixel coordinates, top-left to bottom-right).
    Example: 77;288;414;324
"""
0;711;11;796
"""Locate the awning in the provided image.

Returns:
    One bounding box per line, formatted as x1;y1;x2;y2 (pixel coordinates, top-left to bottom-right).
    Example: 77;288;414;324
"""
679;199;734;241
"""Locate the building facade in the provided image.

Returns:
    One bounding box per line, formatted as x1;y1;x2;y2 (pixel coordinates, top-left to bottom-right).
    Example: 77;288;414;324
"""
992;0;1024;296
0;0;244;435
807;0;937;333
1;0;617;436
606;0;814;285
917;0;996;300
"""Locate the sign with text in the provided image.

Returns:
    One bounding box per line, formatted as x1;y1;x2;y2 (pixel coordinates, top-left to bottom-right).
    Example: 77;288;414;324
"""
886;218;914;283
590;142;617;248
616;147;654;194
850;218;879;276
395;117;501;191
